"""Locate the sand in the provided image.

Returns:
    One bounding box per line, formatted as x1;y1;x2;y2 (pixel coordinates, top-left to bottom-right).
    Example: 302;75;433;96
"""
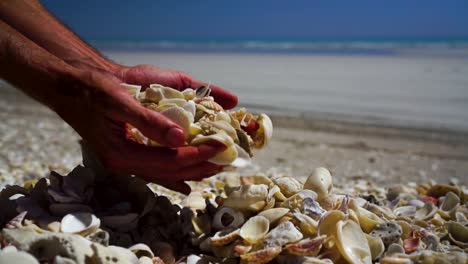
1;51;467;188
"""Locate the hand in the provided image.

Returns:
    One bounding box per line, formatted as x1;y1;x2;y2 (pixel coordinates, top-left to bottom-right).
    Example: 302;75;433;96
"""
55;70;227;194
116;64;238;109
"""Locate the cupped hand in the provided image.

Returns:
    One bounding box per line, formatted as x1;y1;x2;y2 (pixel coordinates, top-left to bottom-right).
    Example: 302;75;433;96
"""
56;70;229;194
116;64;238;110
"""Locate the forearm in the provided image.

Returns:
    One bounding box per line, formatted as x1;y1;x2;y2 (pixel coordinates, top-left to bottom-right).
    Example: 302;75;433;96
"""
0;0;119;75
0;19;80;111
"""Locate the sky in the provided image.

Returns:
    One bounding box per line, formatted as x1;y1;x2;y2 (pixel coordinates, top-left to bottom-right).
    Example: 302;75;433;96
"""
42;0;468;41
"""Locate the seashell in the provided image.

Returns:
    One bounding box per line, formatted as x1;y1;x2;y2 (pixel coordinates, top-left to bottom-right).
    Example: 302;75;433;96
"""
196;85;211;98
380;256;412;264
240;174;272;186
427;184;461;198
146;85;184;103
46;221;61;233
61;212;100;235
273;176;303;197
183;192;206;210
447;221;468;248
303;197;326;218
303;167;333;199
158;98;187;107
122;83;141;99
212;207;245;230
403;236;420;253
264;221;303;248
408;199;425;208
239;216;270;244
191;132;241;166
421;234;440;251
335;220;372;264
350;200;383;233
240;246;281;264
439;191;460;213
283;236;325;256
223;184;268;212
199;99;224;112
233;240;253;256
128;243;154;258
267;185;287;202
293;212;318;237
182;100;196;117
395;221;412;240
414;202;437;221
393;205;416;217
182;88;196;100
211;229;241;246
318;210;347;239
365;234;385;260
86;229;110;246
0;250;39;264
160;106;194;136
385;243;405;256
369;222;402;247
252;114;273;148
216;111;231;123
280;190;318;211
6;211;28;229
258;208;290;224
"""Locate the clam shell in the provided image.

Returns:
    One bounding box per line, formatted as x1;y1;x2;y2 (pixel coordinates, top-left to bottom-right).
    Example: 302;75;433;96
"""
414;202;437;221
212;207;245;230
146;85;184;103
283;236;325;256
293;212;318;236
393;205;417;217
240;246;281;264
258;208;290;224
160;106;194;136
253;114;273;148
264;221;303;248
273;176;303;197
335;220;372;264
350;200;383;233
439;191;460;213
199;99;223;112
0;250;39;264
183;192;206;210
223;184;268;212
121;83;141;99
191;132;239;166
182;88;196;100
211;229;241;246
128;243;154;258
447;221;468;248
303;167;333;199
239;216;270;244
61;212;100;235
365;234;385;260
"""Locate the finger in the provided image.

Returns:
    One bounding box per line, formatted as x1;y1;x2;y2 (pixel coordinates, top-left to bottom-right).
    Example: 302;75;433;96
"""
184;76;238;110
112;91;186;147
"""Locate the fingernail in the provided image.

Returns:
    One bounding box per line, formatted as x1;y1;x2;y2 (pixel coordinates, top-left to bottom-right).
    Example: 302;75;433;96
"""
165;127;185;147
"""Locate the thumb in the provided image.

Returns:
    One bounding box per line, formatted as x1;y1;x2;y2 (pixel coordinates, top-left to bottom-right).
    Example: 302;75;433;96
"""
118;94;185;147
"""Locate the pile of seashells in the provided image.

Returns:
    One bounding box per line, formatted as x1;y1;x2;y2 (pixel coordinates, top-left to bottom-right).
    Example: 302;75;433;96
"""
122;83;273;168
1;145;467;263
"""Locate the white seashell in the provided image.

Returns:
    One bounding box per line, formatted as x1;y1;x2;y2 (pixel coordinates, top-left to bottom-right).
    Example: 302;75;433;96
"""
158;98;187;107
121;83;141;99
240;216;270;244
160;106;194;136
230;144;251;168
293;212;318;236
191;132;238;165
365;234;385;261
61;212;100;235
224;184;268;212
0;250;39;264
336;220;372;264
393;205;417;217
54;256;76;264
146;85;184;103
216;111;231;123
182;100;196;117
253;114;273;148
414;202;437;221
212;207;245;230
283;236;325;257
183;192;206;210
211;229;241;246
128;243;154;258
303;167;333;199
264;221;303;248
273;176;303;197
258;208;290;223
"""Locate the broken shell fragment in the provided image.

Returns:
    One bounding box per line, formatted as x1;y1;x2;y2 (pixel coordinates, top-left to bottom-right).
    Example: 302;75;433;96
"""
264;221;303;248
283;236;324;256
240;246;281;264
211;229;241;246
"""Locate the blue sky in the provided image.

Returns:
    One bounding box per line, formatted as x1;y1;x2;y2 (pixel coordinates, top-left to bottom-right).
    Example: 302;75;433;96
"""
43;0;468;41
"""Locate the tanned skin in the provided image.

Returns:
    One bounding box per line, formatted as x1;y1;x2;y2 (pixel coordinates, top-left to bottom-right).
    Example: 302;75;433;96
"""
0;1;238;194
